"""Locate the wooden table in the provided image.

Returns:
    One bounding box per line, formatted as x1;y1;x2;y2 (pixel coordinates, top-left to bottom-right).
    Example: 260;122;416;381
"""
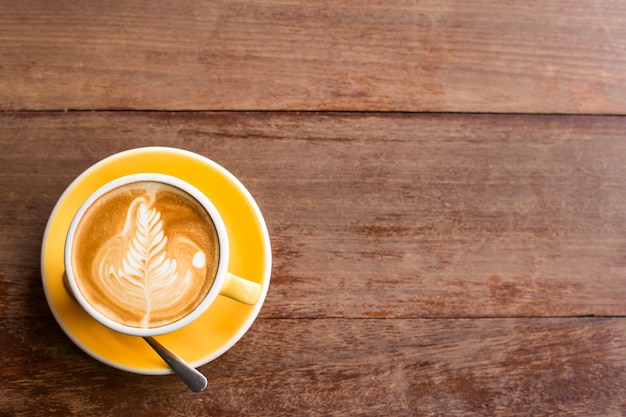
1;1;626;415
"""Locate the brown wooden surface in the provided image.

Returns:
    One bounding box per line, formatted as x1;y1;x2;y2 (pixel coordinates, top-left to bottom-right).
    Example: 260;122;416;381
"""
3;317;626;416
1;1;626;416
1;0;626;113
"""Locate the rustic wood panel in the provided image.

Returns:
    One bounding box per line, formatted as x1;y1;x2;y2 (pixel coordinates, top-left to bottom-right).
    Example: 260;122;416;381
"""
1;111;625;320
1;316;625;416
2;1;624;414
1;1;626;113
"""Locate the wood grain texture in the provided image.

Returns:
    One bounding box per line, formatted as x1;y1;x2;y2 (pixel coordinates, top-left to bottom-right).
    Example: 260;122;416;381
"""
1;0;626;113
2;2;625;414
1;316;625;416
1;112;625;320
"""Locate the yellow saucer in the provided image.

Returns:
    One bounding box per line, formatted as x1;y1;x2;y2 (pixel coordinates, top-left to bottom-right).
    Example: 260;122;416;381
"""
41;147;271;375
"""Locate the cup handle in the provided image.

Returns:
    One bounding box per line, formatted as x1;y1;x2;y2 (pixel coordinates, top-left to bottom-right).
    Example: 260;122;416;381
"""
219;272;263;305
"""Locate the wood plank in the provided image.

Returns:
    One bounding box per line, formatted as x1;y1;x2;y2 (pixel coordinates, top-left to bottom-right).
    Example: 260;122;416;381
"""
1;316;625;416
1;112;625;319
1;1;626;113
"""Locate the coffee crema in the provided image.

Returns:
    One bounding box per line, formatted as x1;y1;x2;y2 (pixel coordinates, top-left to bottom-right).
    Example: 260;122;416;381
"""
71;181;220;329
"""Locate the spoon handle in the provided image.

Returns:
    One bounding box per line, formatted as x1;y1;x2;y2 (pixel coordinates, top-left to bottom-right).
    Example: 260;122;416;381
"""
144;336;207;392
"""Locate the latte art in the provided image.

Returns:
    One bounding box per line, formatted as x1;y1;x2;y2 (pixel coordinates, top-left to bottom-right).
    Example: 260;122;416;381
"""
96;201;204;327
71;182;219;329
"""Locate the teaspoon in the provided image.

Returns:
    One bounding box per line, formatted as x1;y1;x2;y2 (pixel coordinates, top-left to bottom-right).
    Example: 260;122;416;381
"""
143;336;207;392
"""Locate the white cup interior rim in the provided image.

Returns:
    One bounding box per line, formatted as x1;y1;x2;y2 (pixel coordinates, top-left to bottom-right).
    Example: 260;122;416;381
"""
63;173;230;337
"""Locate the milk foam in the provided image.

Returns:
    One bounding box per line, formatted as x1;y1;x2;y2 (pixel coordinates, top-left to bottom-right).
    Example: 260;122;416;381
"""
72;182;219;328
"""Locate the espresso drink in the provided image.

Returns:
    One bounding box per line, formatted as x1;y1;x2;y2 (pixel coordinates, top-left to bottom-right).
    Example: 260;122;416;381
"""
71;181;220;329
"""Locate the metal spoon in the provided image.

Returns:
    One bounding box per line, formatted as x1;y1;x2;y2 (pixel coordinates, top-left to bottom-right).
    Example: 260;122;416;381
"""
143;336;207;392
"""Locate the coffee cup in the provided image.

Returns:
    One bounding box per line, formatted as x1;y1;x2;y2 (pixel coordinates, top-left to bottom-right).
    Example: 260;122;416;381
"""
64;173;262;337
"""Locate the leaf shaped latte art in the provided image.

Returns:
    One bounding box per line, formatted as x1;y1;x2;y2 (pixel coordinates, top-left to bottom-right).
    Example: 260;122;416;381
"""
92;197;204;328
